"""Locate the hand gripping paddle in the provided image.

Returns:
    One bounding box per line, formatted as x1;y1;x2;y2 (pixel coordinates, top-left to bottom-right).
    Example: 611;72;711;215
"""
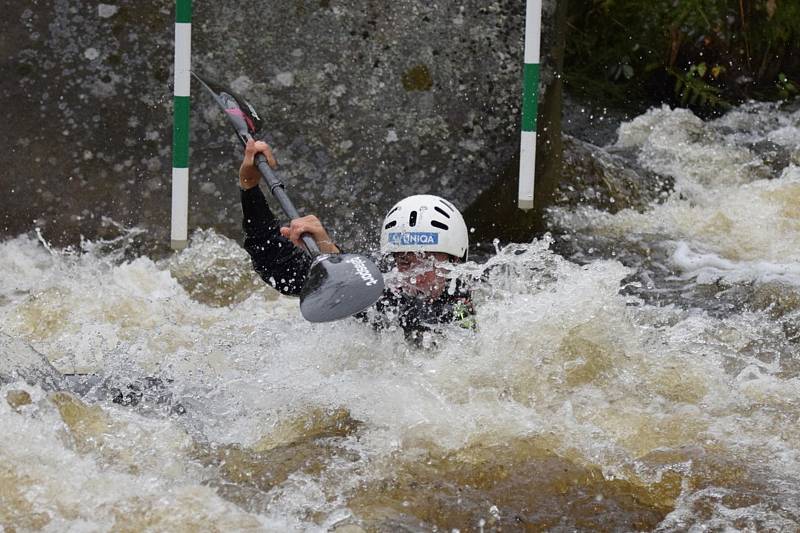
193;73;384;322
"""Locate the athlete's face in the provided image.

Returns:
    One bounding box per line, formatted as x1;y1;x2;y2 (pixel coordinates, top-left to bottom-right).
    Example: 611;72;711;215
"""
391;251;452;299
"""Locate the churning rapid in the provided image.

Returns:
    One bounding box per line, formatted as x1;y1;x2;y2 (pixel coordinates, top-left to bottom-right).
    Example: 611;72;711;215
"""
3;102;800;531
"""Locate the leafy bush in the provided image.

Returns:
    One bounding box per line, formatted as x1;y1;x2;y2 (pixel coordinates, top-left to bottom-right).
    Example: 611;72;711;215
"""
564;0;800;112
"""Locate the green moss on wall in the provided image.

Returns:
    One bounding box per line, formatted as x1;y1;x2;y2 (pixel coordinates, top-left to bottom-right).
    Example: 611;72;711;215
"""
402;64;433;91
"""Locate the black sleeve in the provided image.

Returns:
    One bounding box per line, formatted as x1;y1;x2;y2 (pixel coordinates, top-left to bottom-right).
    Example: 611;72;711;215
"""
241;186;312;296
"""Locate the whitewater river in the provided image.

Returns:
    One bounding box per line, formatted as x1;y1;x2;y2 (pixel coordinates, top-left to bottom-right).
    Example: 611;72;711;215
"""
2;102;800;531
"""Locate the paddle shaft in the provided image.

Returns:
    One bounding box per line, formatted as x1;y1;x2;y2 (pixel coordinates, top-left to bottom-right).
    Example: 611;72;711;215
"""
249;142;321;257
191;73;324;258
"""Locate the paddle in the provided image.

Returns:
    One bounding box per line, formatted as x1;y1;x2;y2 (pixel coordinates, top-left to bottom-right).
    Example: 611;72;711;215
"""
192;72;384;322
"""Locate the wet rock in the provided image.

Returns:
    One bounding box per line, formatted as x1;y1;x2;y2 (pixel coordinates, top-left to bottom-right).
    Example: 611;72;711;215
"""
49;390;113;454
62;373;186;415
748;139;795;175
632;447;779;531
193;407;362;511
465;130;674;248
331;525;367;533
748;282;800;318
561;94;635;146
166;229;279;307
10;287;71;341
558;324;617;388
252;405;362;452
0;333;65;391
5;390;32;409
782;320;800;346
555;135;673;214
0;465;52;530
106;491;265;531
108;377;185;415
348;436;676;531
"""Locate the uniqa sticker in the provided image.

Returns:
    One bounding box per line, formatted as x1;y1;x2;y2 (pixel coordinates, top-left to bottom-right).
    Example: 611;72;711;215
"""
387;232;439;245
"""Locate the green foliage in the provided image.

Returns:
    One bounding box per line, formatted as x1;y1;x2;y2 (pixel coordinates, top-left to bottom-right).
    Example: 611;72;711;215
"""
565;0;800;111
669;64;732;110
776;72;799;100
608;55;635;82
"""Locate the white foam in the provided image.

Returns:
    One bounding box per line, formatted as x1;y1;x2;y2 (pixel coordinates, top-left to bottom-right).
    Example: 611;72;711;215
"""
1;214;799;526
560;105;800;286
671;241;800;285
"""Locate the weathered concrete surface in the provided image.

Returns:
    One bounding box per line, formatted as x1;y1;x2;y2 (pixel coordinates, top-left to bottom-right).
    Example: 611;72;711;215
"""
464;0;567;246
1;0;537;251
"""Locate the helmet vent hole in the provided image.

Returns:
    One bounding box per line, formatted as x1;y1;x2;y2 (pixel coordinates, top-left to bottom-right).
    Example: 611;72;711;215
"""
387;206;400;216
384;220;397;229
434;206;451;218
439;199;455;212
431;220;449;230
409;210;418;227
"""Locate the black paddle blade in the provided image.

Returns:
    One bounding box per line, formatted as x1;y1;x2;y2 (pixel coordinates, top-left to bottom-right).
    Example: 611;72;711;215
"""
192;72;263;142
300;254;385;322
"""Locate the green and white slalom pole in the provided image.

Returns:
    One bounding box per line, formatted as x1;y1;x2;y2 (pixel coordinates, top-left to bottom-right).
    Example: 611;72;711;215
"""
171;0;191;250
518;0;542;210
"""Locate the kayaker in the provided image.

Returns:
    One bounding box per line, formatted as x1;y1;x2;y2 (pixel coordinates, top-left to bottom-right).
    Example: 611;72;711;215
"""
238;139;475;343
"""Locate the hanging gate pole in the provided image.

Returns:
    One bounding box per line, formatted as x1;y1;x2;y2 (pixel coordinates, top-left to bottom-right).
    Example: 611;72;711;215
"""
518;0;543;211
171;0;192;250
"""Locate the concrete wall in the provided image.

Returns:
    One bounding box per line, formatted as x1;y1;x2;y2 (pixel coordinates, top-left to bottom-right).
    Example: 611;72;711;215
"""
1;0;556;251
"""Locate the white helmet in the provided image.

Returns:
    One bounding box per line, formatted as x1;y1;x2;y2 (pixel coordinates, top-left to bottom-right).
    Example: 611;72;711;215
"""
379;195;469;260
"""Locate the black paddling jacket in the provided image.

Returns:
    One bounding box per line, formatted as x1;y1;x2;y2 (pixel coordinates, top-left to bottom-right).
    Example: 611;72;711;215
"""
241;186;475;342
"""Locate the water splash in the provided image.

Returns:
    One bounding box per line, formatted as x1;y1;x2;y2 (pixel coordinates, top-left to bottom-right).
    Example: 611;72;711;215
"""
3;104;800;529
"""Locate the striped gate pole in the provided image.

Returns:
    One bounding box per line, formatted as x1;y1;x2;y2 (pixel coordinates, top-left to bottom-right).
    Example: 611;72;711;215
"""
518;0;543;210
171;0;192;250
